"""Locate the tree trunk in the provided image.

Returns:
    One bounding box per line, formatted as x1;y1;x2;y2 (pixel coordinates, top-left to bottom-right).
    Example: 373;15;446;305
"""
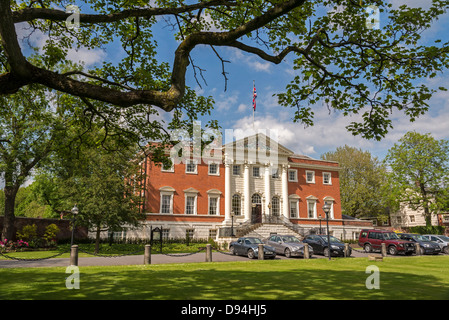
1;185;18;241
94;225;101;254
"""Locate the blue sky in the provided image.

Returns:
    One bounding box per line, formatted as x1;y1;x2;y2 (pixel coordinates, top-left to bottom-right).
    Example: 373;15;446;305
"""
155;0;449;161
16;0;449;162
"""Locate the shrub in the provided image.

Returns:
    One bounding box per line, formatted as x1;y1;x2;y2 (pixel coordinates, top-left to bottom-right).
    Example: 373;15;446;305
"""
0;239;29;252
409;225;445;235
16;224;38;241
43;224;60;244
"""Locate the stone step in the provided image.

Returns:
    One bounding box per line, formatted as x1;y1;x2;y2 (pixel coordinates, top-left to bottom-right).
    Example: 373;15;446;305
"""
244;223;303;240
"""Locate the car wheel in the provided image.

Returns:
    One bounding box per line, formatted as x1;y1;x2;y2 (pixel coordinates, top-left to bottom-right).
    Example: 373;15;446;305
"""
323;247;330;257
420;247;426;255
284;248;291;258
364;243;372;253
247;249;255;259
444;246;449;254
388;245;398;255
229;246;235;255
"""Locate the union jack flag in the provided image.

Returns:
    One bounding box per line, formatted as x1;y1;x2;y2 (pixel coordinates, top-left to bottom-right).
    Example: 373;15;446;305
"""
252;84;257;111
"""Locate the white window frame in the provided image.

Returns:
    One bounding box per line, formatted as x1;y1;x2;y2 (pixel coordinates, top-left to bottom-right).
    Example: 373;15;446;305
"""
161;158;174;172
185;195;197;215
307;199;317;218
271;167;280;179
288;169;298;182
323;172;332;185
185;159;198;174
271;196;280;216
208;196;220;215
207;189;222;216
289;200;299;218
232;165;241;176
160;193;173;214
323;197;335;219
306;170;315;184
252;166;261;178
232;194;242;216
208;162;220;176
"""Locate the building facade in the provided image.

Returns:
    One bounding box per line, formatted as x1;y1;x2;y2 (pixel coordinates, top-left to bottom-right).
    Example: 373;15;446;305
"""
124;133;369;241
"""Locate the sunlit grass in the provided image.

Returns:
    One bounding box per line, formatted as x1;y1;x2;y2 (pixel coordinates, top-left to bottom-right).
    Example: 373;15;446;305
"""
1;256;448;300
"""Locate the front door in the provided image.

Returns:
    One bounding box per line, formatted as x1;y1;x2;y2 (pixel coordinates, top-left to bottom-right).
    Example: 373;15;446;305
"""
252;205;262;224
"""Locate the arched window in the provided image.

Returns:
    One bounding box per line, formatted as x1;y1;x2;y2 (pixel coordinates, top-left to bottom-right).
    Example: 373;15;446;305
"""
232;194;241;216
252;194;261;205
271;196;280;216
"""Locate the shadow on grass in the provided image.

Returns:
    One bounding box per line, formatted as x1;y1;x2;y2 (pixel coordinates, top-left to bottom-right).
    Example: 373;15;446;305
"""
1;261;448;300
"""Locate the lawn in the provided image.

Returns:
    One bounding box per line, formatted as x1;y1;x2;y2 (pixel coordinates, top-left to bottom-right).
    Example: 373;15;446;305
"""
1;255;448;300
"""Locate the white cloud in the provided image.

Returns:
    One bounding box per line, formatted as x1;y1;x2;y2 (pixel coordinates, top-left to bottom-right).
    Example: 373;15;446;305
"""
16;22;107;68
229;48;273;73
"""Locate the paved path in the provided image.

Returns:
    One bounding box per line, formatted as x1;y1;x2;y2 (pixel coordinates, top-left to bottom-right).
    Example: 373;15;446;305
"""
0;248;380;268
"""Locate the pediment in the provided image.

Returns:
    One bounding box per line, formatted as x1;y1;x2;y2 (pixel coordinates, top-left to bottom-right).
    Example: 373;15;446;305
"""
223;132;294;156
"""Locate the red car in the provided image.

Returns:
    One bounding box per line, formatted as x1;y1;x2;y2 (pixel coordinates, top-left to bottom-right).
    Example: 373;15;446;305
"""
358;229;416;255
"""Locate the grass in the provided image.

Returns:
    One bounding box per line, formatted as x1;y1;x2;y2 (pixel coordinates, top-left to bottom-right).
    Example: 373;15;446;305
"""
0;242;207;260
1;255;449;300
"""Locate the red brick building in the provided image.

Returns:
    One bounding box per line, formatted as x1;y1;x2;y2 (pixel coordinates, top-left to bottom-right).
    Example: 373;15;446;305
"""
128;133;368;241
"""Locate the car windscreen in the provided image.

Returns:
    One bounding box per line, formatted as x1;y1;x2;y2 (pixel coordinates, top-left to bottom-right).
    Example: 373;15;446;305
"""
383;232;400;240
411;234;428;241
247;238;263;244
321;236;342;243
281;236;301;243
438;236;449;241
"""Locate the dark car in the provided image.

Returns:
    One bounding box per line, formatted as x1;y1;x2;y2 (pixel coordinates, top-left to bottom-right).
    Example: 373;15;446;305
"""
264;234;313;258
302;234;351;257
358;229;415;255
398;233;441;255
229;237;276;259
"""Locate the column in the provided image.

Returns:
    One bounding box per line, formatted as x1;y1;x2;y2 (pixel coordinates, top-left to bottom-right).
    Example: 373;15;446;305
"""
264;164;271;216
244;163;251;222
281;164;289;219
224;161;232;223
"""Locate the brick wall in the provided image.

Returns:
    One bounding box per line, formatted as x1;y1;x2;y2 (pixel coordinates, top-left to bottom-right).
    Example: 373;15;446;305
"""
0;216;88;241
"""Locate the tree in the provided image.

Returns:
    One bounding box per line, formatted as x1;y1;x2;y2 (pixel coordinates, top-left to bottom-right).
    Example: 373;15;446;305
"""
0;86;76;240
321;145;388;219
384;131;449;226
33;131;146;253
1;0;448;140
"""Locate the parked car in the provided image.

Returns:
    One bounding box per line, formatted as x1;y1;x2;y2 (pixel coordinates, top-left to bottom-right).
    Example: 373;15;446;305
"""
398;233;441;255
264;234;313;258
229;237;276;259
302;234;351;257
358;229;415;255
422;234;449;254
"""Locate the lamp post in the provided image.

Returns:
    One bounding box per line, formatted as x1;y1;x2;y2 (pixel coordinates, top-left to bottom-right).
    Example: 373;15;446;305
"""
322;203;331;261
231;210;235;237
70;205;79;247
318;213;322;234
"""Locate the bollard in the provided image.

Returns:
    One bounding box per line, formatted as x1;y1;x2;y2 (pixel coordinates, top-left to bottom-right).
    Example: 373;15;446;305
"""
381;243;387;257
416;243;421;256
70;245;79;266
205;244;212;262
258;243;264;260
144;245;151;265
304;244;310;259
344;243;350;257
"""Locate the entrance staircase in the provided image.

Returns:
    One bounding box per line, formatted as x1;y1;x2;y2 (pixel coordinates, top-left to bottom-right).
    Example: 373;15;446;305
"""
244;223;304;239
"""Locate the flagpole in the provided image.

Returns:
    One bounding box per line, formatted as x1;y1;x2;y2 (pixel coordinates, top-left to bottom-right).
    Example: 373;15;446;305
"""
252;80;255;131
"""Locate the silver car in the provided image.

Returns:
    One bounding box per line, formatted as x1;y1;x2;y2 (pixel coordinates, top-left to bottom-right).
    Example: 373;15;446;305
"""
265;234;313;258
422;234;449;254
